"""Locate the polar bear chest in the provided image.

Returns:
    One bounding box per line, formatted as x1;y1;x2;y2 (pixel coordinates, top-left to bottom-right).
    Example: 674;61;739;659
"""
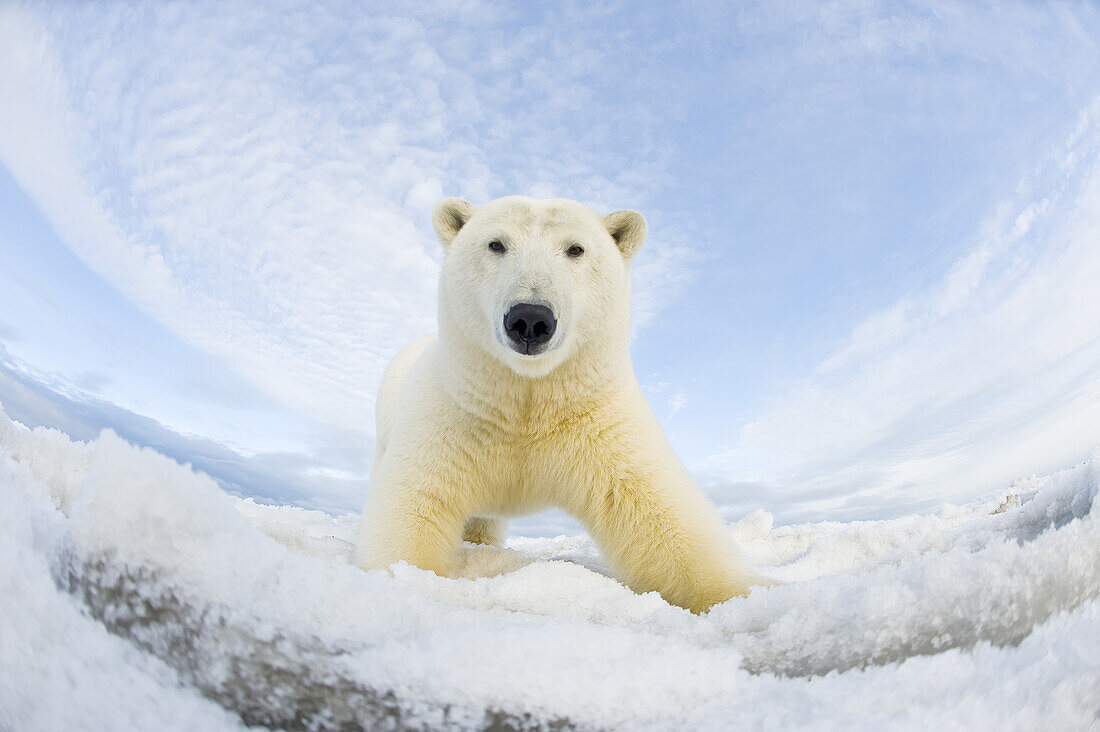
449;401;633;520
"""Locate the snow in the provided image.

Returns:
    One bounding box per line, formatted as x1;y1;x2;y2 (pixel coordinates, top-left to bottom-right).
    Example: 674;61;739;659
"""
2;404;1099;730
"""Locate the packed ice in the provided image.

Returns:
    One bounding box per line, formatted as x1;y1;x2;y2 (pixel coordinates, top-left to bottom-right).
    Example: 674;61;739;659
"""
1;405;1098;729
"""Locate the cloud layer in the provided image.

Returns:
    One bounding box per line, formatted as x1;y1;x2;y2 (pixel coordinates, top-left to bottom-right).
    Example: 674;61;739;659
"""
0;1;691;430
0;344;365;512
4;1;1100;523
709;99;1100;519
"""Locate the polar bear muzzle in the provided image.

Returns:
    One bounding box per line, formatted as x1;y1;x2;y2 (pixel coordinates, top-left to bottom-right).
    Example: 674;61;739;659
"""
503;303;556;355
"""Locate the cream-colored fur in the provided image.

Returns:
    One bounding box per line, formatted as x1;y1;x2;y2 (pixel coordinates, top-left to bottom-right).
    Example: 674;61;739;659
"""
357;195;762;613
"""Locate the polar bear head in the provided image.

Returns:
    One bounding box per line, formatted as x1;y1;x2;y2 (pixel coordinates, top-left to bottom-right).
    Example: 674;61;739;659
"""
433;195;647;377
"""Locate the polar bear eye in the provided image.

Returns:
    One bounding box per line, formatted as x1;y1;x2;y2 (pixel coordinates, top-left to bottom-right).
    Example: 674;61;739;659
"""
488;240;506;254
566;244;585;258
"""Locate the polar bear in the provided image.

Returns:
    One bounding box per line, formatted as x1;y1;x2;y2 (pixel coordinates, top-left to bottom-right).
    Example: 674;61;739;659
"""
357;195;764;613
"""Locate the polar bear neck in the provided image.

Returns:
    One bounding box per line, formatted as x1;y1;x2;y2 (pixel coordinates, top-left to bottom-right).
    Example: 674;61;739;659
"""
436;313;633;434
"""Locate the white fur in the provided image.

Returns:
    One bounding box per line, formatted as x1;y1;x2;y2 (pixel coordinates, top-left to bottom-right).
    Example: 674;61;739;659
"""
357;196;762;613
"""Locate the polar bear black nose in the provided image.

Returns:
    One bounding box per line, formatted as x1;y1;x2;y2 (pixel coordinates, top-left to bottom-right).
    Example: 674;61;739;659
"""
504;303;557;353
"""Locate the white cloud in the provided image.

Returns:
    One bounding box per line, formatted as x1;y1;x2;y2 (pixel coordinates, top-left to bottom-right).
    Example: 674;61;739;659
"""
666;391;686;420
709;97;1100;515
0;5;181;314
0;1;692;431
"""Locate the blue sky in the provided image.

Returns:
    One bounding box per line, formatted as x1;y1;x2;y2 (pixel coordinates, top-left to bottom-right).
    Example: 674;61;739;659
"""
2;0;1100;524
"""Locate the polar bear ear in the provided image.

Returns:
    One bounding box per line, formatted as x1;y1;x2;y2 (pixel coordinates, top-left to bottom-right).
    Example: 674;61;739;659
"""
603;210;647;260
432;198;476;246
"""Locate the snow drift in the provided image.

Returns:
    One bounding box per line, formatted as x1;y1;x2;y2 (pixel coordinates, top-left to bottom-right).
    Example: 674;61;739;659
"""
1;405;1099;729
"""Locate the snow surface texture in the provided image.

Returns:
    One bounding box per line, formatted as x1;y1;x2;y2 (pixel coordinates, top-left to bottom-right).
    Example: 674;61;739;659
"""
2;405;1099;730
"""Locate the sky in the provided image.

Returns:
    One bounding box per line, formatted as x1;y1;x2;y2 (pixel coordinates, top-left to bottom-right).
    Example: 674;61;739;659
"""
2;0;1100;525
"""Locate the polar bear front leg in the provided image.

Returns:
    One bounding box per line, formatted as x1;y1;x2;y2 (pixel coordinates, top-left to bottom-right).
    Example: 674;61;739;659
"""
357;469;472;578
578;469;757;614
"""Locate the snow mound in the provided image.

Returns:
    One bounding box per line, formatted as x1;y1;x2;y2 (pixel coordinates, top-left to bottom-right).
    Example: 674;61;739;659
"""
2;406;1099;729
